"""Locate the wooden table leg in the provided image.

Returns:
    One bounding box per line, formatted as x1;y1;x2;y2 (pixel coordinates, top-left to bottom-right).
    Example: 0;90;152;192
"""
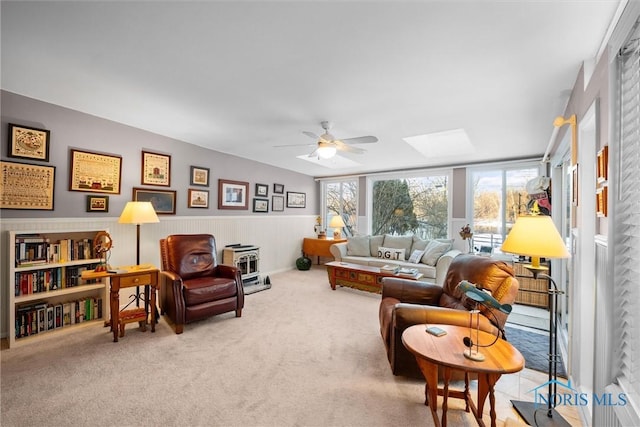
442;367;452;427
477;373;501;427
110;288;119;342
416;358;441;427
150;283;157;333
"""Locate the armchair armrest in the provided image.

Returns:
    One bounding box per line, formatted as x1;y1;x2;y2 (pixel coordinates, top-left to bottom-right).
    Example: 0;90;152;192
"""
329;242;348;261
393;303;498;335
381;277;443;305
159;270;186;325
215;264;241;280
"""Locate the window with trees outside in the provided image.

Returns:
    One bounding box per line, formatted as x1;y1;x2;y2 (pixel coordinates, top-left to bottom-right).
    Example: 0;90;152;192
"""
368;172;449;239
468;163;542;251
323;179;358;237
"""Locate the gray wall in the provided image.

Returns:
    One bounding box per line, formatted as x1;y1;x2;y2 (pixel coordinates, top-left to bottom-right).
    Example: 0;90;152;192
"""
1;90;317;218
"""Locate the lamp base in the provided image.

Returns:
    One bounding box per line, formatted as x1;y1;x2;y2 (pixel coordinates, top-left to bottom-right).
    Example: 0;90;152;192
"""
511;400;572;427
463;349;485;361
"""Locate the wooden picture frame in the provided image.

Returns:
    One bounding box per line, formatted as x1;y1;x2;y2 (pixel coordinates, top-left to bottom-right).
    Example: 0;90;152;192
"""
190;166;209;187
272;195;284;212
141;150;171;187
273;183;284;194
255;183;268;197
69;149;122;194
86;195;109;212
188;189;209;208
8;123;50;162
132;187;176;214
1;161;55;210
218;179;249;210
596;186;608;217
253;198;269;213
597;145;608;183
286;191;306;208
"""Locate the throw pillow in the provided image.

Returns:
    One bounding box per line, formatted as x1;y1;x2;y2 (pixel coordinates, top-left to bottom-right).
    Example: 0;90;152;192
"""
377;246;406;261
421;240;451;266
408;249;424;264
369;235;385;257
382;234;413;260
411;236;429;252
346;236;370;257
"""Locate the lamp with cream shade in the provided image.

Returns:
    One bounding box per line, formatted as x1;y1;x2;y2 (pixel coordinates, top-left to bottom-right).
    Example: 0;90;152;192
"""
118;201;160;307
501;213;571;427
329;215;346;239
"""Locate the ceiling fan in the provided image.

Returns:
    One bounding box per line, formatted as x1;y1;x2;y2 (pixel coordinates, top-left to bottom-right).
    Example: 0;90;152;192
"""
276;121;378;159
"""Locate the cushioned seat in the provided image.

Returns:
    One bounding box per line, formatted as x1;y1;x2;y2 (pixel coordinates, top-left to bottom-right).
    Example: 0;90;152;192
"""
160;234;244;334
379;254;519;377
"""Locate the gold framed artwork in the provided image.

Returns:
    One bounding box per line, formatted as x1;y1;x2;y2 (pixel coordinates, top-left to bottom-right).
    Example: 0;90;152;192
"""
596;186;608;217
141;150;171;187
218;179;249;210
86;195;109;212
188;189;209;208
1;161;55;210
190;166;209;187
69;149;122;194
597;145;608;183
133;187;176;214
8;123;51;162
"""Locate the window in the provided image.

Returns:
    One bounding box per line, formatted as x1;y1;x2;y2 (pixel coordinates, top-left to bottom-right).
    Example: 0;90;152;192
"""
468;163;542;250
368;172;450;238
323;179;358;237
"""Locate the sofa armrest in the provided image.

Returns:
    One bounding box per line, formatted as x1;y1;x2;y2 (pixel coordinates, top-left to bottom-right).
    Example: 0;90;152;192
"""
381;277;443;305
329;242;348;261
435;249;461;284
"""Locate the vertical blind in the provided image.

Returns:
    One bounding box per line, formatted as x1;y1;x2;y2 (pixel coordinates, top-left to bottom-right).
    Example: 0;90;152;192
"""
615;33;640;409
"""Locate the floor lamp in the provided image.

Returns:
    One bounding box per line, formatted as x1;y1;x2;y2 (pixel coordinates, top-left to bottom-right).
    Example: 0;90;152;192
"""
501;214;571;427
118;201;159;307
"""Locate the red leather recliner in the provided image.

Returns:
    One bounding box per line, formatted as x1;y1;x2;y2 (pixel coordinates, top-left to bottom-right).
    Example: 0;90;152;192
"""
159;234;244;334
379;254;519;377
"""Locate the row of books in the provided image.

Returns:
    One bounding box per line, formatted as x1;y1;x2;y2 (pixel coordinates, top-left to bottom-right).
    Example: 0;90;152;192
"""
14;264;99;296
15;298;103;339
15;235;97;267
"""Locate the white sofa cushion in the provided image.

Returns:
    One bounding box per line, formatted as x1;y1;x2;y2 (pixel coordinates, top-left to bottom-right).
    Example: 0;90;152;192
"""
382;234;413;260
408;249;424;264
421;240;451;266
346;236;370;256
369;235;384;257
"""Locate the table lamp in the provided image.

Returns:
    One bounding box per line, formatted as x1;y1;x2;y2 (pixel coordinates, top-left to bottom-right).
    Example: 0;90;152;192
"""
329;215;346;239
501;213;570;426
118;201;159;306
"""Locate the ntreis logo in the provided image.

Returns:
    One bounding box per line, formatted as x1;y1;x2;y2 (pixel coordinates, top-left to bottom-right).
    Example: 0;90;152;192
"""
529;379;628;408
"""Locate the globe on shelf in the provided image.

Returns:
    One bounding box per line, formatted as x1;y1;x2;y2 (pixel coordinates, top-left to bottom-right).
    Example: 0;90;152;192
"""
93;231;113;272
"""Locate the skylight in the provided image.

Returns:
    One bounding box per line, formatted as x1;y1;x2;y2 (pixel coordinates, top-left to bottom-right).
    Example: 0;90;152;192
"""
403;129;475;158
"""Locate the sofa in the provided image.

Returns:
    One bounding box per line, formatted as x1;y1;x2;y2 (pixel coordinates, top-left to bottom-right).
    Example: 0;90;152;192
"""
378;254;519;377
329;234;461;284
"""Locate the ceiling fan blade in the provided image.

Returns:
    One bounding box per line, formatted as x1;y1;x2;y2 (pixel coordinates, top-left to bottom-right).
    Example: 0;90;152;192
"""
273;143;316;148
308;148;319;158
303;131;320;140
335;140;366;154
341;135;378;145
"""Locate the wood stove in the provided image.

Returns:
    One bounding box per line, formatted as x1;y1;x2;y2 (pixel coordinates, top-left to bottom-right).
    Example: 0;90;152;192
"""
222;245;260;285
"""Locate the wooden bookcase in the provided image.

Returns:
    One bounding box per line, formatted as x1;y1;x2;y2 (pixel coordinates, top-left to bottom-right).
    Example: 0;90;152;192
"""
7;230;109;348
512;259;550;309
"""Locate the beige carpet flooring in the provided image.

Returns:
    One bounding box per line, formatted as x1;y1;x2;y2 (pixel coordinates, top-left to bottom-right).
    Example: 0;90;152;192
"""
2;266;529;427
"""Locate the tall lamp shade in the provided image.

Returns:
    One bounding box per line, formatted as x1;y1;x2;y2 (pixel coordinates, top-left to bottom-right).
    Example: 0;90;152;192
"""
118;201;159;266
329;215;346;239
500;214;571;426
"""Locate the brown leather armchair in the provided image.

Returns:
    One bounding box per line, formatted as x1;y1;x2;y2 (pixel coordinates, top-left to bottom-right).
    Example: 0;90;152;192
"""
379;254;519;377
159;234;244;334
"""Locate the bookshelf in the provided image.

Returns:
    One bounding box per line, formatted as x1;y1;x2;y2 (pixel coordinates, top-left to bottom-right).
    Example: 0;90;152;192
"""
7;229;109;348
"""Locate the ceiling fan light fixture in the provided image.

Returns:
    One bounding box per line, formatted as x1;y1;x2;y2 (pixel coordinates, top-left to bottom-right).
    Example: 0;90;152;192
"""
317;142;337;159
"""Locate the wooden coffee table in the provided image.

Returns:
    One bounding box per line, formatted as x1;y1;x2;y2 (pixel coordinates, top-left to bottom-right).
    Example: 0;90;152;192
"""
402;324;524;427
325;261;423;294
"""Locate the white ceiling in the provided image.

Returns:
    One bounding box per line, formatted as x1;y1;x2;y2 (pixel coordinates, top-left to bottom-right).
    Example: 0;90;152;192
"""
1;1;621;177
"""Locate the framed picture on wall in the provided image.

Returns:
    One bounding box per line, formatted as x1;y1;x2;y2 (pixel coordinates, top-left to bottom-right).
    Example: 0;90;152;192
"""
253;198;269;213
286;191;306;208
190;166;210;187
188;189;209;208
1;161;55;210
133;187;176;214
272;195;284;212
256;183;268;197
69;149;122;194
218;179;249;210
8;123;51;162
273;183;284;194
86;195;109;212
141;150;171;187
